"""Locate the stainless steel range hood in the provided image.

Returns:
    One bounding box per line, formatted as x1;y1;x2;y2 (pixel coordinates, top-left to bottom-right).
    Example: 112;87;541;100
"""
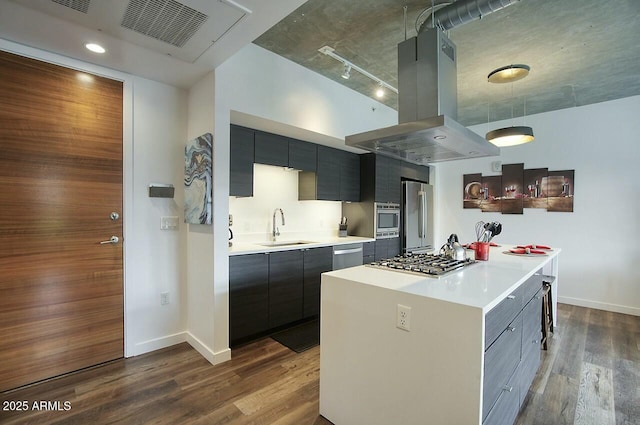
346;27;500;164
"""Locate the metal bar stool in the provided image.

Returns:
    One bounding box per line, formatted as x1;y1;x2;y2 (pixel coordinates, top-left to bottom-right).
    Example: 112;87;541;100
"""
541;280;554;350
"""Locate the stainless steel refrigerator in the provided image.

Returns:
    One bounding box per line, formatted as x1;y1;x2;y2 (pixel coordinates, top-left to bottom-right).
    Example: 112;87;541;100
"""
402;181;434;253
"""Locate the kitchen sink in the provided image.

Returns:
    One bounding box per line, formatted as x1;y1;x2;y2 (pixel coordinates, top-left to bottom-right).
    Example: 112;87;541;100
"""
257;240;316;247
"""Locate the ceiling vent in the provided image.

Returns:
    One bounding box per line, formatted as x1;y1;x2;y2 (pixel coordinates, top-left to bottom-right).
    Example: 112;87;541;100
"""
120;0;208;48
51;0;91;14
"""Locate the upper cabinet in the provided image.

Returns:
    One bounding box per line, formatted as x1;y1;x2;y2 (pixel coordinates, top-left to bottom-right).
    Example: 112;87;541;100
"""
230;125;255;197
289;138;317;172
361;153;429;204
299;145;360;202
254;130;288;167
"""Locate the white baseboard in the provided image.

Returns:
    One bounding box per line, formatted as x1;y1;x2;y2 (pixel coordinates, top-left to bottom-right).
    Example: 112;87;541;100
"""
186;332;232;365
133;332;188;356
558;296;640;317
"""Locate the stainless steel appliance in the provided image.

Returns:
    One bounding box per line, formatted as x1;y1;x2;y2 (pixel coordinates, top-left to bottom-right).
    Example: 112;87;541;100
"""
375;203;400;239
367;253;475;278
332;243;364;270
403;181;434;253
346;27;499;164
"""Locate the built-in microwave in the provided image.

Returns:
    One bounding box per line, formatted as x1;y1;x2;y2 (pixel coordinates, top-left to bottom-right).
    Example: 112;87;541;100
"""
375;202;400;239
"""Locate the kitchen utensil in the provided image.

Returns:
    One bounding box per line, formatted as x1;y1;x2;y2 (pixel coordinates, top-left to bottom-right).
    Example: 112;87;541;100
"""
475;221;485;242
516;244;551;250
465;242;499;249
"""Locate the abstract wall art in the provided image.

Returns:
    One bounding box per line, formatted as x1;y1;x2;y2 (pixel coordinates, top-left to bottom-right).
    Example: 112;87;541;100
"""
185;133;213;224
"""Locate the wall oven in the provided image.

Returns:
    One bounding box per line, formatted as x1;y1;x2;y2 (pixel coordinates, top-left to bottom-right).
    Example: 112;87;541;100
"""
375;202;400;239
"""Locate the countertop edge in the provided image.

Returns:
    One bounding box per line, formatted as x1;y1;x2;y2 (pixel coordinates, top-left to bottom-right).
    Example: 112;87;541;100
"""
228;236;376;256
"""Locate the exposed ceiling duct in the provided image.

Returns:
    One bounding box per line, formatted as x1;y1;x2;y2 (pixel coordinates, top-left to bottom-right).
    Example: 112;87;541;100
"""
346;0;527;164
419;0;522;32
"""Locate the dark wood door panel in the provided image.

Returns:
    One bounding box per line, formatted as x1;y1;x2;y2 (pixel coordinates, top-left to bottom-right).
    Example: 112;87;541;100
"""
0;50;124;392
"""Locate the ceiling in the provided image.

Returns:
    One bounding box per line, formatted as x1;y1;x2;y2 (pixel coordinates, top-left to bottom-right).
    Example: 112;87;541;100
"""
0;0;307;88
254;0;640;126
1;0;638;129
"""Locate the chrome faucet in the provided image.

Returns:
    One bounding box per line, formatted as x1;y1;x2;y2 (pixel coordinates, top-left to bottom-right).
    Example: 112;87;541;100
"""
272;208;285;241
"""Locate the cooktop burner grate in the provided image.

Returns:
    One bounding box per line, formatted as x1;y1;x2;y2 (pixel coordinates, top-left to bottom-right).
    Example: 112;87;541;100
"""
366;253;476;277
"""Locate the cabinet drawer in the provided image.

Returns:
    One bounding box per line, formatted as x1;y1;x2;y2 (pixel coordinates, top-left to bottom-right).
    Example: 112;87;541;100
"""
483;368;520;425
519;337;541;406
483;313;522;420
522;289;542;349
519;274;547;305
485;291;522;349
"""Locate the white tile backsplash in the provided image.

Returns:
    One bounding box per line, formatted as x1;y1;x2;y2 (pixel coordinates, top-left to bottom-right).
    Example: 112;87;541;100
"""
229;163;343;243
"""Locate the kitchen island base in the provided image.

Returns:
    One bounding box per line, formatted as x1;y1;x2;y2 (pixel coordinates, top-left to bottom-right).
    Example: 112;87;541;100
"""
319;247;560;425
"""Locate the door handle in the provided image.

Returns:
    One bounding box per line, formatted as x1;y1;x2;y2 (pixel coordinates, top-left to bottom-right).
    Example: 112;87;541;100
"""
100;236;120;244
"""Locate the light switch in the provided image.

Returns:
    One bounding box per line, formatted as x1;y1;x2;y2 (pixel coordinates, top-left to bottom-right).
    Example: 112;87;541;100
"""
161;216;179;230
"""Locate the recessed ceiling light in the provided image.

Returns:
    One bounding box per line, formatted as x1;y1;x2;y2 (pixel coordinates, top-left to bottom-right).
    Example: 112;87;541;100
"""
85;43;106;54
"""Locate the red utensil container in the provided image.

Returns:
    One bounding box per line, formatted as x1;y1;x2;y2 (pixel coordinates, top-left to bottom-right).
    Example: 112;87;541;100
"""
475;242;490;261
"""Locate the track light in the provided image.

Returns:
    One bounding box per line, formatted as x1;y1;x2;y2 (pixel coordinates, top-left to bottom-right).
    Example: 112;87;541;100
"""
318;46;398;97
342;64;351;80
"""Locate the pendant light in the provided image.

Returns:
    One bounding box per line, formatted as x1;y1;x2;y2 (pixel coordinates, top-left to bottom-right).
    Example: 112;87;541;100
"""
486;64;534;147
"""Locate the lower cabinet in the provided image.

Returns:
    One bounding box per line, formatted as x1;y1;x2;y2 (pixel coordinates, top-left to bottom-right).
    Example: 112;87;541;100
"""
363;241;375;264
374;237;401;260
482;274;549;425
229;246;334;346
303;246;333;318
269;250;304;328
229;253;269;344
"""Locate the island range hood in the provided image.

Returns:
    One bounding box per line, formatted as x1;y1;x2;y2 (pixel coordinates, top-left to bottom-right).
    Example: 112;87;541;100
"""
346;27;500;164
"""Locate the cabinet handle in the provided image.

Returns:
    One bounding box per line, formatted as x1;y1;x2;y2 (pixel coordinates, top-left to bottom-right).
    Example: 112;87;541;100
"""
507;326;516;332
507;295;516;300
502;386;513;392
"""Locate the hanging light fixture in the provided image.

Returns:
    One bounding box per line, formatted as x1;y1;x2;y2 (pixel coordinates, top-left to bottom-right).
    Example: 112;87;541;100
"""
487;64;530;84
486;64;534;147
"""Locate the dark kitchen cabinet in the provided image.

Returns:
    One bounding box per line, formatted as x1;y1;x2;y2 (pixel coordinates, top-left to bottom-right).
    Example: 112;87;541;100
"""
268;250;304;328
255;130;289;167
230;125;255;197
229;253;269;344
289;138;317;172
339;150;361;202
363;241;375;264
374;237;401;260
299;146;360;201
361;154;401;204
302;246;333;318
401;162;429;183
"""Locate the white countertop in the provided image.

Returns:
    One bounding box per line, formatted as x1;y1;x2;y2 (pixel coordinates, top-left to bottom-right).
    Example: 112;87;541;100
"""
323;244;561;312
228;235;375;256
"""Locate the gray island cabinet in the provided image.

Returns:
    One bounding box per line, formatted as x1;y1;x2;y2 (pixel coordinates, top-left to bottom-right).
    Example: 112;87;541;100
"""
319;245;560;425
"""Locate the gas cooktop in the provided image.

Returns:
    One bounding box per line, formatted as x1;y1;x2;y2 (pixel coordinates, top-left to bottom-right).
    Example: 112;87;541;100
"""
366;253;476;277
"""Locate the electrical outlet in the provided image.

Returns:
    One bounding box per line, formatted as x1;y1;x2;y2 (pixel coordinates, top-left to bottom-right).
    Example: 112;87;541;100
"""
160;292;169;305
396;304;411;331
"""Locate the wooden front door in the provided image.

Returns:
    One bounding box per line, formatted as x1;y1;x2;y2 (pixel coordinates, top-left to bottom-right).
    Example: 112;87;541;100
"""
0;51;124;392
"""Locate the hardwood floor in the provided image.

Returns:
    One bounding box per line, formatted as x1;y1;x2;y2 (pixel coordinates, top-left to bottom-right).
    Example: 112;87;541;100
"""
1;304;638;425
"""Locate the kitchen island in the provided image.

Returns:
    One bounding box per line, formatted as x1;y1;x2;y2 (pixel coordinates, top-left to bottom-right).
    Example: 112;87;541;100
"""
319;245;560;425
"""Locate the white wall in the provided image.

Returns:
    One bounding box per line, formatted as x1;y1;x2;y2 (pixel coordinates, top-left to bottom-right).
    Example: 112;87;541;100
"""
128;77;188;355
229;164;343;242
0;38;190;356
206;43;398;355
434;96;640;316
